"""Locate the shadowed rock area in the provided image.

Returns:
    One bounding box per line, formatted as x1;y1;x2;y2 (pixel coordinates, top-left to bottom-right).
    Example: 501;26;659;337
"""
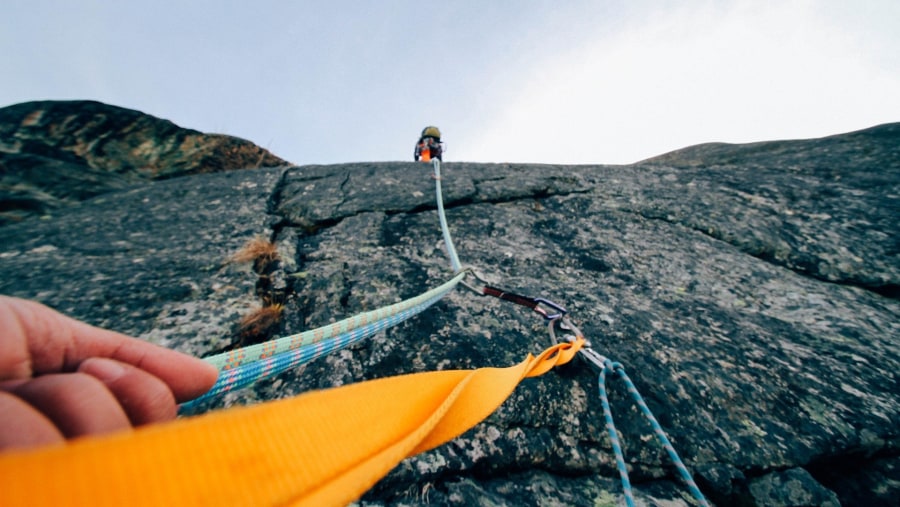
0;105;898;506
0;100;288;225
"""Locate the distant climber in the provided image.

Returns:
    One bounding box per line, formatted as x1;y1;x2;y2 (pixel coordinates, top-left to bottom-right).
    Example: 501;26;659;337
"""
414;126;443;162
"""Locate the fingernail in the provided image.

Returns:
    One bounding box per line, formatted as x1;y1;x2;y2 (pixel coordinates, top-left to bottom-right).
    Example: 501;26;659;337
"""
80;358;126;383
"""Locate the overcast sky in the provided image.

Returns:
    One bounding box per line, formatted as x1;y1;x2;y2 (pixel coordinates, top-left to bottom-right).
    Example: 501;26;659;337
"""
3;0;899;165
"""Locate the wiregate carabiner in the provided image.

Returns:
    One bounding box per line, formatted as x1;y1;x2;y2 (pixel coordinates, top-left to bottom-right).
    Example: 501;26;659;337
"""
532;297;567;321
547;316;608;372
460;267;490;296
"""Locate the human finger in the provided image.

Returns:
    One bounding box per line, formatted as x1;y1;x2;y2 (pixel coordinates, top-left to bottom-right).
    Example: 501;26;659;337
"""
10;373;131;438
0;296;34;380
76;337;219;403
0;296;218;401
0;391;64;450
78;357;177;425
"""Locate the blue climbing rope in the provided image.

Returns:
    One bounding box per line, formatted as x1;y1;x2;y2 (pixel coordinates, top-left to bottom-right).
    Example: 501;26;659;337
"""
552;319;709;506
182;270;468;412
598;359;710;507
597;367;636;506
180;294;447;413
180;159;466;409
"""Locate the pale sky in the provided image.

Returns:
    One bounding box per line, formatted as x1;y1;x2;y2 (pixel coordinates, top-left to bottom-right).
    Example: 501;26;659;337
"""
3;0;899;165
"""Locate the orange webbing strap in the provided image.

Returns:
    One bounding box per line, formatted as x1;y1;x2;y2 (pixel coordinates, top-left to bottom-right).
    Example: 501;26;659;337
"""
0;338;584;507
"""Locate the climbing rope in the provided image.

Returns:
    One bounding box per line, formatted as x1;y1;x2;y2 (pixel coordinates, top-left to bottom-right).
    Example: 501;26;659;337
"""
555;326;710;507
179;159;467;408
180;270;467;412
189;158;464;406
597;360;710;507
185;158;545;407
431;158;462;272
203;270;466;372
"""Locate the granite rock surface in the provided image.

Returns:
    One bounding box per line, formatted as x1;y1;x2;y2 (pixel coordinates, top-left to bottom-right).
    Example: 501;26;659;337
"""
1;112;898;506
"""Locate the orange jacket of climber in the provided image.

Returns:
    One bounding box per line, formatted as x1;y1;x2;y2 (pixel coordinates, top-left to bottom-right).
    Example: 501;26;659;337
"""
414;126;443;162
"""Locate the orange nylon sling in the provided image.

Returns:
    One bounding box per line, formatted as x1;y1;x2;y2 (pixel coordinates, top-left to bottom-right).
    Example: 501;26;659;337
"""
0;338;584;507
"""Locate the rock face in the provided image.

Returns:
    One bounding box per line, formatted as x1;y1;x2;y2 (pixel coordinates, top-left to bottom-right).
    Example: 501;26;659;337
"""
0;100;288;225
0;110;898;506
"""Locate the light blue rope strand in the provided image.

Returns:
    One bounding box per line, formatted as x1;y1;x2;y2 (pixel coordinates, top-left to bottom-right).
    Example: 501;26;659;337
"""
598;368;636;507
201;272;466;372
601;360;710;507
180;296;442;413
432;158;462;272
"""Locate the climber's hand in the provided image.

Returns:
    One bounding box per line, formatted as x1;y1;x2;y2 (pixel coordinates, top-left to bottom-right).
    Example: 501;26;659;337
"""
0;295;218;451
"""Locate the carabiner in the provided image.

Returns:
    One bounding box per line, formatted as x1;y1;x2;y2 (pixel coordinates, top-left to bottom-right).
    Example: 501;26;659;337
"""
460;267;490;296
532;297;567;321
547;317;607;372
